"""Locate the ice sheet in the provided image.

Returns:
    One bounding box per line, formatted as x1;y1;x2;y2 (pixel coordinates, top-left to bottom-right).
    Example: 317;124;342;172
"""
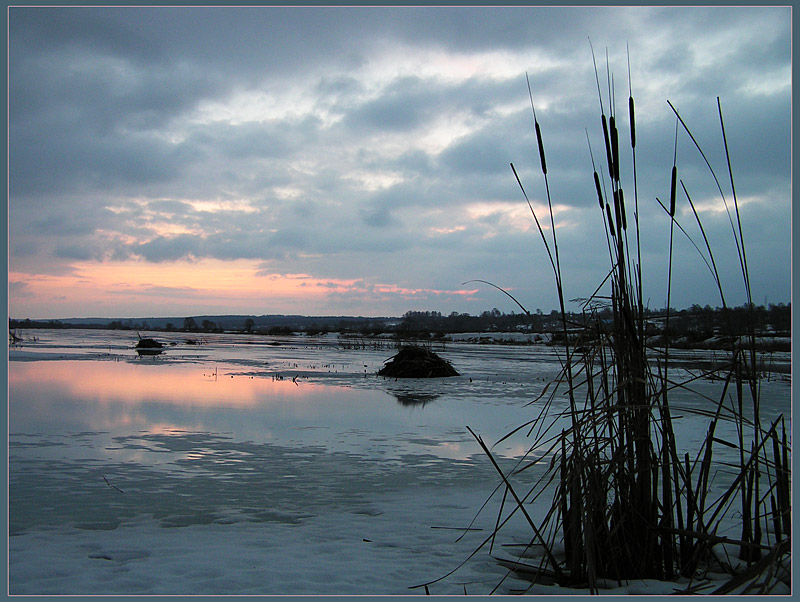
8;329;792;595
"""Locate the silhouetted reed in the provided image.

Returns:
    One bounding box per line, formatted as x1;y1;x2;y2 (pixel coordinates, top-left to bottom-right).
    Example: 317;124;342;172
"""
415;47;790;595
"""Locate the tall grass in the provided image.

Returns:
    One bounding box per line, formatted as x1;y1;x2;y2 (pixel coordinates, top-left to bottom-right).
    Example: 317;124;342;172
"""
415;50;790;594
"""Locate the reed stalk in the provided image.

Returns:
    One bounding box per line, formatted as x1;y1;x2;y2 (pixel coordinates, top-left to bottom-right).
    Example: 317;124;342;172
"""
421;49;791;595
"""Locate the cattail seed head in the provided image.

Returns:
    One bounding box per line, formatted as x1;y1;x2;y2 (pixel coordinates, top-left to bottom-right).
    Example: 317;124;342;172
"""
619;187;627;230
669;166;678;217
610;116;620;182
593;171;603;209
606;202;616;238
628;96;636;149
601;115;613;180
535;121;547;175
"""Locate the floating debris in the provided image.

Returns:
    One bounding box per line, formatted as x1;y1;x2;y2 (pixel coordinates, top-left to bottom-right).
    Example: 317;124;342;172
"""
378;345;459;378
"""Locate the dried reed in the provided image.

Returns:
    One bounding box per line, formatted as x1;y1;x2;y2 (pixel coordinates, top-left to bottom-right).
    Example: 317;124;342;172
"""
414;47;790;595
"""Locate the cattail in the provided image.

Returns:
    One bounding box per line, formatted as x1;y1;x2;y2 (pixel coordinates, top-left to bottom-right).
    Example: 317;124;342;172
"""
619;187;627;231
670;115;679;218
535;121;547;175
601;115;613;181
610;116;620;182
669;166;677;217
628;96;636;149
593;171;604;209
606;202;616;238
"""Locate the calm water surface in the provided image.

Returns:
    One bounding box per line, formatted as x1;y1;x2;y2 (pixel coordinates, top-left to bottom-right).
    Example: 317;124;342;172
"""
8;329;791;594
9;330;566;537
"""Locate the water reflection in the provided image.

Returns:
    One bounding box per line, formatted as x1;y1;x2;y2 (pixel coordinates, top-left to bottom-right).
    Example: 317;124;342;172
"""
135;348;163;356
9;359;455;461
9;359;314;409
391;392;440;407
8;353;559;464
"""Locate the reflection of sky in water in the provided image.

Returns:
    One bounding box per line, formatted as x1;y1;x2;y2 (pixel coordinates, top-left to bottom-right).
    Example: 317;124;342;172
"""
9;333;790;541
9;352;552;537
9;358;543;466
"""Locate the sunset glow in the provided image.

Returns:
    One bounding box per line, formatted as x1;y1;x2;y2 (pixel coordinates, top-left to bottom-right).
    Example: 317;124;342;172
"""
10;260;370;316
9;257;483;318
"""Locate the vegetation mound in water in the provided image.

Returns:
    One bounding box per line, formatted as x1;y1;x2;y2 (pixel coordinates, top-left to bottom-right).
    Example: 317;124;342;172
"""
135;336;164;354
378;345;459;378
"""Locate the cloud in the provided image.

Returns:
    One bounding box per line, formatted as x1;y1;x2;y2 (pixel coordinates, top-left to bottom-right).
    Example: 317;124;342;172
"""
8;6;791;318
440;127;515;177
135;234;200;262
8;280;34;299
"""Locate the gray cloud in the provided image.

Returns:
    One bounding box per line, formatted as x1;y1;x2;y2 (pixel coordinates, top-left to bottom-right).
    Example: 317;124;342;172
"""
440;128;515;177
348;77;434;132
8;6;791;318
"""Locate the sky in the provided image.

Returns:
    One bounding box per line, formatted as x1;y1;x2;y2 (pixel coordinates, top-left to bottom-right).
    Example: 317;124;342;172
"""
8;5;792;320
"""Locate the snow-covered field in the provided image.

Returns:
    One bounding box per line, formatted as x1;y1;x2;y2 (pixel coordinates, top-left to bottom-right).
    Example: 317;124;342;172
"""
8;330;791;595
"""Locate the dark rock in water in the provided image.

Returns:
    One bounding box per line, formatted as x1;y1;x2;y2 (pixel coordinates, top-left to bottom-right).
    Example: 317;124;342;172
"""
378;345;459;378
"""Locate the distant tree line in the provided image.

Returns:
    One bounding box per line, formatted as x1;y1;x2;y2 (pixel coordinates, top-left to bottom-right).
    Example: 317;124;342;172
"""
9;318;72;330
395;303;790;337
9;302;791;340
659;303;790;339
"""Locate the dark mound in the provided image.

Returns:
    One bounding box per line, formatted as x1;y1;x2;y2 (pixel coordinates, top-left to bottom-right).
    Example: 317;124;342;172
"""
135;338;163;349
135;337;164;355
378;345;459;378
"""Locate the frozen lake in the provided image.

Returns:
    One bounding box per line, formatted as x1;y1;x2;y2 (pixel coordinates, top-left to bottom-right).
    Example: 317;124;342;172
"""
8;329;791;595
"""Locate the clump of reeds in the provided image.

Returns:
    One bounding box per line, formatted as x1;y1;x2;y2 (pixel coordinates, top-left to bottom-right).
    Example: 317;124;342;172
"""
414;47;790;595
135;331;164;355
378;345;459;378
